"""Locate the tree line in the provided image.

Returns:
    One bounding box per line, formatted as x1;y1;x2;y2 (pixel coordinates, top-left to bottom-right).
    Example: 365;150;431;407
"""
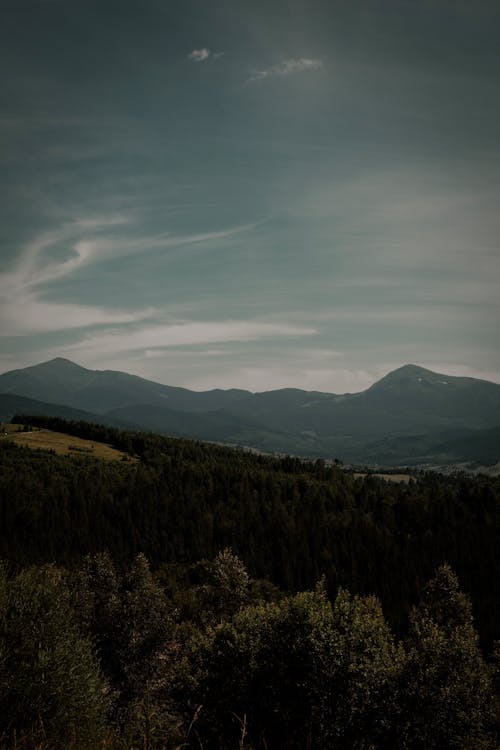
1;415;498;649
0;551;497;749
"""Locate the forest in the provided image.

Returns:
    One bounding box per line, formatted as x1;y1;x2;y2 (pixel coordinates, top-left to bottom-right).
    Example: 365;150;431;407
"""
0;416;499;748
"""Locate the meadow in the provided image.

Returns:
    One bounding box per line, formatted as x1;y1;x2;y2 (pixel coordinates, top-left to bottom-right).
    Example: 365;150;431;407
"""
0;422;132;462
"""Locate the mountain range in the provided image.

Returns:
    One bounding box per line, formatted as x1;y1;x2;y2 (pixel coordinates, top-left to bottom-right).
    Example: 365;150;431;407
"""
1;357;499;467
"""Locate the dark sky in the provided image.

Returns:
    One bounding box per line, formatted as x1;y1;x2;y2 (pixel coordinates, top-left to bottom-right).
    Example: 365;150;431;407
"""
1;0;499;391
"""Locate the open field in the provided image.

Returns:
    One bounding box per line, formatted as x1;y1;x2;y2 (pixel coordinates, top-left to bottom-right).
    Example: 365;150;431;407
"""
0;423;133;462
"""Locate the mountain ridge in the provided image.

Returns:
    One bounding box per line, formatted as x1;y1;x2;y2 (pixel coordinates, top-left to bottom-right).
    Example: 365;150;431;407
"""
1;357;499;466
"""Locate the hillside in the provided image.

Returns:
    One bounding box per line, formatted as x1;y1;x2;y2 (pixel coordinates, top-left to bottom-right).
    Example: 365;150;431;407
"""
2;415;499;651
1;416;498;749
1;423;131;462
1;358;500;466
0;392;138;430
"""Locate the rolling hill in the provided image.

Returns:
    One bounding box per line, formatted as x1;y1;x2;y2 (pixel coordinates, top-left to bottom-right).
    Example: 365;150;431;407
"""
0;392;139;430
1;358;499;466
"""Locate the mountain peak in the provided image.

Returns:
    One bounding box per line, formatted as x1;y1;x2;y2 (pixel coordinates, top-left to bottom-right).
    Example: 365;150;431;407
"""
367;364;449;392
42;357;88;370
365;364;500;399
385;364;433;379
0;357;88;379
1;357;500;465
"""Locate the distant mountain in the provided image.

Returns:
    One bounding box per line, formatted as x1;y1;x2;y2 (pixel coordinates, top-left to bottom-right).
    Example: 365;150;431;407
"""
0;357;251;414
228;364;500;437
105;402;302;452
1;358;499;466
0;392;138;430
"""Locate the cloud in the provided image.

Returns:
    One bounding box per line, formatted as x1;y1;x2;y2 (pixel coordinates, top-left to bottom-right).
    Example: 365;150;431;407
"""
0;215;158;336
188;48;211;62
64;319;317;362
248;57;323;83
9;215;131;292
14;221;255;293
0;299;155;335
0;216;256;336
6;218;255;292
187;49;224;63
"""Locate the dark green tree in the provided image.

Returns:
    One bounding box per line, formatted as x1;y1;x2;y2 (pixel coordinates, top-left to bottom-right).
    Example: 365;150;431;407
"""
209;547;250;621
120;553;173;695
185;582;400;749
312;587;402;749
73;552;174;740
72;550;122;704
0;564;106;749
397;564;495;749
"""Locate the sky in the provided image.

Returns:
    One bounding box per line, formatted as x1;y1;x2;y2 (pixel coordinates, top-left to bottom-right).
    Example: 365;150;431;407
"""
1;0;499;393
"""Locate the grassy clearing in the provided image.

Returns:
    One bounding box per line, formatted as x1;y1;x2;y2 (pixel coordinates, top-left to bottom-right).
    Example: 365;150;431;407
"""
0;423;133;462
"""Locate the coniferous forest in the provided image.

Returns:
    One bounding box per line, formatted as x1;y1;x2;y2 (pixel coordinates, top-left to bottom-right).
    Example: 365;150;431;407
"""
0;416;499;748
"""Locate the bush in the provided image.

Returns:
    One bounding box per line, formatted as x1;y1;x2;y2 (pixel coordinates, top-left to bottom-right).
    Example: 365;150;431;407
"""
0;564;107;749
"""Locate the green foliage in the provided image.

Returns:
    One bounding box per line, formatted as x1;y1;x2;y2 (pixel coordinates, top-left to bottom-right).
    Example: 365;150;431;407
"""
0;549;497;750
185;583;402;749
0;418;499;747
0;565;106;749
312;588;402;749
72;551;123;705
1;418;499;649
212;548;250;606
72;552;173;722
195;547;251;623
180;565;497;749
397;565;495;749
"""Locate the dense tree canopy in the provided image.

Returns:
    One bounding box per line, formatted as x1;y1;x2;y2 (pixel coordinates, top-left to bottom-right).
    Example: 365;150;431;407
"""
1;416;498;648
0;556;497;749
0;417;498;748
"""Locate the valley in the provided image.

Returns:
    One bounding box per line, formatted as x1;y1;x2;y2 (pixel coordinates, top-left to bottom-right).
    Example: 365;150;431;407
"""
1;357;499;468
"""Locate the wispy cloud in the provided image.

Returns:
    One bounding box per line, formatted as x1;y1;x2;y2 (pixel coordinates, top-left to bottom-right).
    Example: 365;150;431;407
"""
1;299;155;335
19;223;254;292
10;215;131;292
0;215;145;336
0;216;256;336
6;218;255;291
248;57;323;83
64;319;317;363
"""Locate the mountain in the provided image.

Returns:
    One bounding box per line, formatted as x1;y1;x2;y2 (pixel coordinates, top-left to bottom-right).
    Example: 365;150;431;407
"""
0;357;251;414
1;358;500;466
0;393;139;430
228;364;500;437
